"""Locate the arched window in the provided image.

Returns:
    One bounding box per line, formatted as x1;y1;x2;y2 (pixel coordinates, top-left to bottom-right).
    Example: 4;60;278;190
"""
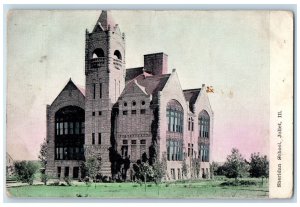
114;50;122;60
55;106;85;161
166;100;183;133
92;48;105;58
198;110;210;138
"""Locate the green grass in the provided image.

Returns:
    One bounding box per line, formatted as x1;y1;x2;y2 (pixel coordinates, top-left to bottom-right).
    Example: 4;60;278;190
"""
7;178;269;199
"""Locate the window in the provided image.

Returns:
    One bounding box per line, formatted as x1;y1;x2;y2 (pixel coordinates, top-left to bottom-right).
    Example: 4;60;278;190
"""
200;144;209;162
167;139;183;161
131;140;136;145
171;168;175;180
92;133;95;145
166;100;183;133
99;111;102;116
75;122;80;134
92;48;105;58
123;140;128;145
131;110;136;115
123;110;128;115
141;101;145;105
73;167;79;179
99;83;102;98
69;122;73;134
98;133;101;144
199;110;210;138
140;140;146;145
55;147;84;160
124;102;127;107
140;109;146;114
188;143;191;157
57;167;61;178
132;101;136;106
114;50;122;60
92;112;95;116
64;167;69;177
81;122;85;135
93;83;96;99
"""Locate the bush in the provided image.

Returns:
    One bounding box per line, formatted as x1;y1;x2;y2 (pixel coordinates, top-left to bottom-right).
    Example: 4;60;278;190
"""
41;174;48;185
14;161;38;185
64;176;72;186
220;180;257;187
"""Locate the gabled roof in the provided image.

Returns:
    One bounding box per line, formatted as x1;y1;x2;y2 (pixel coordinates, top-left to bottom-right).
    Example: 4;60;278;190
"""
51;78;85;105
136;74;170;95
183;88;201;112
121;73;171;98
125;67;144;82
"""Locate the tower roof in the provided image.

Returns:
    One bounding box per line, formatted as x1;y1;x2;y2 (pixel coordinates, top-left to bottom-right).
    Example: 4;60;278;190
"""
94;10;116;32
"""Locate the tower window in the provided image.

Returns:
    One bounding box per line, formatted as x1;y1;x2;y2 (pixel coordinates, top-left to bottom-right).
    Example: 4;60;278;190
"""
123;110;128;115
132;101;136;106
124;102;127;107
99;83;102;98
99;111;102;116
92;48;105;58
92;112;95;116
98;133;102;145
93;83;96;99
92;133;95;145
141;101;145;105
131;110;136;115
140;109;146;114
113;50;122;60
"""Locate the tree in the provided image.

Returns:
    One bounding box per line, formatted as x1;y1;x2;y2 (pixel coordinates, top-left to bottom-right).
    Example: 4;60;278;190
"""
38;138;47;169
191;158;201;178
223;148;248;182
14;161;39;185
182;158;188;179
123;156;131;181
249;153;269;184
139;162;154;192
84;154;102;187
152;155;167;184
211;161;219;176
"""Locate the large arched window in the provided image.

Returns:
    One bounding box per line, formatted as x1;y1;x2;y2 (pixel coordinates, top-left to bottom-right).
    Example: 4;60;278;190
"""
113;50;122;60
55;106;85;160
92;48;105;58
166;100;183;133
198;110;210;139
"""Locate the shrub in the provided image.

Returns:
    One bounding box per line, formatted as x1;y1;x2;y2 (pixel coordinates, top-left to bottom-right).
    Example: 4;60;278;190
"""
41;173;48;185
64;176;72;186
220;180;257;187
14;161;39;185
53;180;60;186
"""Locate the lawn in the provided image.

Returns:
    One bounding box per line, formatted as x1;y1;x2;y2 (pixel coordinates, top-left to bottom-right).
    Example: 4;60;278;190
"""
7;178;269;199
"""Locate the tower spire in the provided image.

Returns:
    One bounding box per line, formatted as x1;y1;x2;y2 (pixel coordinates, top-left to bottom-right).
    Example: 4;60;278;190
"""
93;10;116;32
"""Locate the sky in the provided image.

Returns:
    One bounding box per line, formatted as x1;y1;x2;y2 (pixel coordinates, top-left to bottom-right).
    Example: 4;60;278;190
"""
6;10;270;162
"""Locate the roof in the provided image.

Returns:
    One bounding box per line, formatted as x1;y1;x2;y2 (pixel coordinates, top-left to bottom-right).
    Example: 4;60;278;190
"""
125;67;144;82
121;73;171;98
136;74;170;95
183;88;201;112
51;78;85;106
93;10;116;32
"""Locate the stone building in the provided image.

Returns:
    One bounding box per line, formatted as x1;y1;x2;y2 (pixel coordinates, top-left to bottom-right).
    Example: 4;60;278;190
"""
45;11;213;181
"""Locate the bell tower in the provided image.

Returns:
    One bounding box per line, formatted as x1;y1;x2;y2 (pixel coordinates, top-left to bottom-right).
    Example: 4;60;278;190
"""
84;10;125;177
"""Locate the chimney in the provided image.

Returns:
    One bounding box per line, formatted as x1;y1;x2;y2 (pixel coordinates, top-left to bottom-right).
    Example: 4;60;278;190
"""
144;52;168;75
